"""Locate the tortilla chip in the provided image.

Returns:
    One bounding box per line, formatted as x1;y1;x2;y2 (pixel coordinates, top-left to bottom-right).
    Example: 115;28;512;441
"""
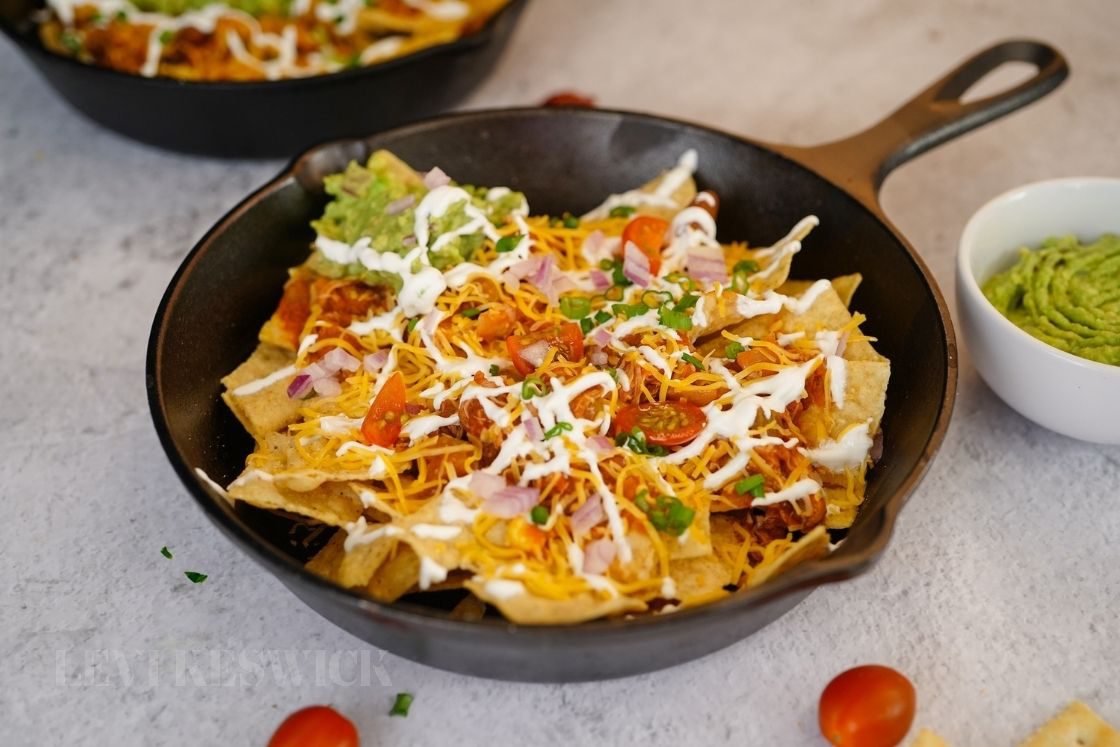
227;472;365;526
220;344;302;441
306;532;347;580
1019;703;1120;747
669;552;734;602
449;593;488;622
910;729;951;747
465;579;646;625
366;544;421;602
670;502;712;560
746;525;829;588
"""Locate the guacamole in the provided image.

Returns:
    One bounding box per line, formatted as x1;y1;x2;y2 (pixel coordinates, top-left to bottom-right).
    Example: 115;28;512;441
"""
982;234;1120;365
309;152;526;290
131;0;290;16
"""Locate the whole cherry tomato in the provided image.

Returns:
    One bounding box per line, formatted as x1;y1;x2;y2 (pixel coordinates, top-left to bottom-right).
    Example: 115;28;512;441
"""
819;665;916;747
268;705;359;747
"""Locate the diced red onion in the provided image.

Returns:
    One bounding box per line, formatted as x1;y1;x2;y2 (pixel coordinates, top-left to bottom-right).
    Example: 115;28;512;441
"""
385;194;416;215
287;373;313;399
423;167;450;189
523;415;543;442
363;350;388;373
589;350;607;366
587;434;613;453
582;538;616;575
312;376;342;397
469;471;506;499
589;269;611;290
592;328;612;347
483;485;540;519
322;347;361;374
529;254;553;286
507;256;542;280
686;243;729;283
622;240;652;286
519;340;550;368
302;361;327;381
571;496;605;536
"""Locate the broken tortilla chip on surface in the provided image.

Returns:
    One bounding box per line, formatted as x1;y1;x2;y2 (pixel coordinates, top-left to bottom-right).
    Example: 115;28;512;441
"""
1019;702;1120;747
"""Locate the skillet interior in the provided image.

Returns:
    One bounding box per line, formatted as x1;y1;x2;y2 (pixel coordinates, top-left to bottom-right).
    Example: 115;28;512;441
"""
148;108;950;680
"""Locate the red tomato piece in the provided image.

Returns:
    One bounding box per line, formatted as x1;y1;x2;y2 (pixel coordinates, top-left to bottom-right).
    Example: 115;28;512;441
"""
541;91;596;107
361;371;406;447
613;401;707;447
621;216;669;276
268;705;359;747
505;323;585;377
819;665;916;747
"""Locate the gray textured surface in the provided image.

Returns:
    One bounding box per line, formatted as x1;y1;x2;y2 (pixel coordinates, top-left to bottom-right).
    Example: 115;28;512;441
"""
2;1;1119;745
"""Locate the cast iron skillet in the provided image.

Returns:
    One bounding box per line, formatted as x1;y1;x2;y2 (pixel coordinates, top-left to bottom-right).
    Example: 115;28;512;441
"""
148;40;1067;681
0;0;527;157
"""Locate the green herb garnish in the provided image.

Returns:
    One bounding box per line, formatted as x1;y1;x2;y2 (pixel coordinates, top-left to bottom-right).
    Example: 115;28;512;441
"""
488;364;501;376
160;546;172;560
530;505;549;525
614;427;668;457
60;32;81;53
460;307;483;319
633;490;695;536
560;296;591;320
521;375;548;399
608;205;636;219
681;352;704;369
580;317;594;335
593;310;611;326
658;308;693;331
184;571;207;584
390;692;413;717
734;474;766;498
495;235;520;253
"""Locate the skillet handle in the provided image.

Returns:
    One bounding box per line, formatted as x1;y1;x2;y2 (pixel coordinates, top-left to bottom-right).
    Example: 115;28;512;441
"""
778;40;1068;209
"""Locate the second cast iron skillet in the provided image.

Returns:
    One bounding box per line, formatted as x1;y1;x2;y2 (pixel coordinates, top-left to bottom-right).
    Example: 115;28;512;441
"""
148;40;1067;681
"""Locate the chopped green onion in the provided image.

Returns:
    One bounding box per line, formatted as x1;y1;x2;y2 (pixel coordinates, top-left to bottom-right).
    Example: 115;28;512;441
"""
606;367;619;383
560;296;591;320
184;571;207;584
563;215;580;229
521;375;548;399
731;260;760;294
615;427;668;457
734;474;766;498
495;235;520;253
530;505;549;525
593;310;611;326
634;493;695;536
158;29;174;45
725;342;745;359
658;308;693;331
460;307;483;319
603;284;626;301
640;290;673;309
406;317;420;333
665;272;699;292
733;259;760;274
488;364;501;376
114;9;128;21
543;421;574;439
390;692;413;717
612;302;649;319
608;205;636;218
674;293;700;312
681;353;704;369
580;318;594;335
598;258;615;271
160;546;172;559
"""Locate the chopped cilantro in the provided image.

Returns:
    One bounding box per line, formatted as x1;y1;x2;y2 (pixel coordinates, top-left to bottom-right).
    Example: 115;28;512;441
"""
488;364;501;376
184;571;207;584
530;505;549;525
495;235;520;253
734;474;766;498
160;546;172;560
681;352;704;369
608;205;636;219
390;692;413;717
560;296;591;320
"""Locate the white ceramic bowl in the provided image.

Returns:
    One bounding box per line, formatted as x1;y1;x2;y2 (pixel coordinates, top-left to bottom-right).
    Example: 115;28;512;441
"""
956;178;1120;444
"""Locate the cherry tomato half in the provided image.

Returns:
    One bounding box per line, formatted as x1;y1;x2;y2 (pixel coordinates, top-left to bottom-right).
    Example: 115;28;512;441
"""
506;323;585;377
621;215;669;276
541;91;596;107
268;705;359;747
613;401;707;447
819;665;916;747
361;370;406;447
